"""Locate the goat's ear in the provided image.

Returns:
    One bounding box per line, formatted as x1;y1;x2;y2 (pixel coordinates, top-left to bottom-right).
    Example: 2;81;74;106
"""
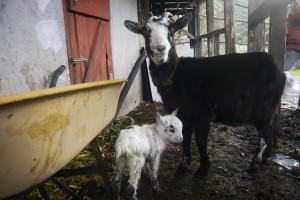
171;108;179;116
124;20;144;35
156;112;165;125
169;13;192;34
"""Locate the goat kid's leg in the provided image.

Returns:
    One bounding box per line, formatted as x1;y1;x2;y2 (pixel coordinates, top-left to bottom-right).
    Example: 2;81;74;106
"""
248;125;271;173
147;155;162;193
194;122;210;177
114;157;126;200
176;120;193;174
127;156;145;200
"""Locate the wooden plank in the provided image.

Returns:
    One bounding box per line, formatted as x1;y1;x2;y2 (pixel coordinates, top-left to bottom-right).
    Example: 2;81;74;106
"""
206;0;214;57
104;23;113;79
197;28;226;39
248;0;265;52
62;0;80;84
214;35;220;55
269;5;288;147
194;0;202;58
70;0;110;20
248;23;265;52
269;6;287;71
249;0;294;26
224;0;236;54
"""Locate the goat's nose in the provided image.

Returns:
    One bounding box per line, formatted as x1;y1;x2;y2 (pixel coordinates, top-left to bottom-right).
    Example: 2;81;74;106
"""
157;45;166;52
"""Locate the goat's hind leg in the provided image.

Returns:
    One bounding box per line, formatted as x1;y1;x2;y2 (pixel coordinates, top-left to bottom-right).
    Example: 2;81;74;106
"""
146;156;162;193
248;124;272;173
127;156;145;200
114;156;126;200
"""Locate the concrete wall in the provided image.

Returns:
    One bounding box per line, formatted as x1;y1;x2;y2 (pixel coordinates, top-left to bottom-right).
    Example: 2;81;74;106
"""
0;0;69;96
0;0;193;116
0;0;143;117
110;0;143;116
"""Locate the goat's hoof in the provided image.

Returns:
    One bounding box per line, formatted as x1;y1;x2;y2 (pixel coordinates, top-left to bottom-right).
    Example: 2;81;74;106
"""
247;160;261;173
175;163;189;175
153;186;162;194
175;157;191;175
132;196;138;200
194;166;208;178
114;195;121;200
126;185;135;199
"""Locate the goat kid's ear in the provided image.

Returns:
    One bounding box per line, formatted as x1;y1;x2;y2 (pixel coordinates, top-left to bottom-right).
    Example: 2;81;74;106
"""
171;108;179;116
156;112;166;125
169;13;192;34
124;20;144;35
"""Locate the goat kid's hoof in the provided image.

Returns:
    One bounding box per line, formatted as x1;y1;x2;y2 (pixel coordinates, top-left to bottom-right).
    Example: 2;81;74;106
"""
126;185;135;199
194;166;209;178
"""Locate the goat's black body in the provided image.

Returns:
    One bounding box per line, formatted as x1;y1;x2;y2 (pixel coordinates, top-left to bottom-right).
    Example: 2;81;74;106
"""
150;52;286;176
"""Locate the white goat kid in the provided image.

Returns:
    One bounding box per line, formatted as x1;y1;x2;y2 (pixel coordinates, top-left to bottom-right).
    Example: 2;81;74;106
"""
114;109;183;200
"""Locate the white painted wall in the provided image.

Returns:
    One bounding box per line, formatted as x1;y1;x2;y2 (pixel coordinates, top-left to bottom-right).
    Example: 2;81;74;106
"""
0;0;69;96
110;0;144;117
0;0;193;117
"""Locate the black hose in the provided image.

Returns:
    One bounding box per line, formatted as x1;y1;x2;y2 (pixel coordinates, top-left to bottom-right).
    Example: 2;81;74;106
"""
49;65;67;88
115;51;147;117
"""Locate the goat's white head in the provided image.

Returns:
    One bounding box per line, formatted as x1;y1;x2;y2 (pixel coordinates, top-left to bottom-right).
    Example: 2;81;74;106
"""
156;109;183;143
124;12;192;65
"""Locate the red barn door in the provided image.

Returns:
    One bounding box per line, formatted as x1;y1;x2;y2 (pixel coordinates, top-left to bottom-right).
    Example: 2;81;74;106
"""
62;0;113;84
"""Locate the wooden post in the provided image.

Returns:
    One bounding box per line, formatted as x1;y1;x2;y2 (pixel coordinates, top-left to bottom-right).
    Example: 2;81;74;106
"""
224;0;236;54
214;35;220;55
269;4;288;147
206;0;214;57
248;0;265;52
194;0;202;58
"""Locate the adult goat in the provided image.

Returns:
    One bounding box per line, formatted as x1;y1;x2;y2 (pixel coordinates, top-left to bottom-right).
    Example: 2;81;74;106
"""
124;12;286;177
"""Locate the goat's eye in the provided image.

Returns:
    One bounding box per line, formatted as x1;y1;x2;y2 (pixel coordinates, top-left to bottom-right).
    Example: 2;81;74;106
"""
165;125;175;133
169;125;175;133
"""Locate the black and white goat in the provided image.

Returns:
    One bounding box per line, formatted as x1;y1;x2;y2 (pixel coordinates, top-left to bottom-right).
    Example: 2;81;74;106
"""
114;110;183;200
124;13;286;177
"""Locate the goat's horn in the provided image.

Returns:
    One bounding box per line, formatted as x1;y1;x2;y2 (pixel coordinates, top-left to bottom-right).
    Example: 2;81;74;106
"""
162;12;173;19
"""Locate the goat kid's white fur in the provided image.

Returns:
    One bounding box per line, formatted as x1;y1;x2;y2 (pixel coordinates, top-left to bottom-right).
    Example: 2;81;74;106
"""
114;109;183;200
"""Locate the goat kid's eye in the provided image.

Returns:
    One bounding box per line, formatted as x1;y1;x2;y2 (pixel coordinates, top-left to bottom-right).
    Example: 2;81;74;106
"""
165;125;175;133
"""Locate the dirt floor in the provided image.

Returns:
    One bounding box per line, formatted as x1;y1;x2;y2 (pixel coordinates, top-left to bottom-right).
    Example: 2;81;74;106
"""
114;102;300;200
25;102;300;200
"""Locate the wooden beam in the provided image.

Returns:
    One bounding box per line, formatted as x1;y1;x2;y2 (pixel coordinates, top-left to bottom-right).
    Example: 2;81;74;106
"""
269;5;288;148
249;0;294;26
269;6;287;71
224;0;236;54
194;0;202;58
248;0;265;52
248;23;265;52
206;0;214;57
197;28;225;39
214;35;220;55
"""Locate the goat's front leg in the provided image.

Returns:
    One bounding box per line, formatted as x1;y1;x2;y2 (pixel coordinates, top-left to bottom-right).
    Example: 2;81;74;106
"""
176;120;193;174
194;121;210;177
127;156;145;200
